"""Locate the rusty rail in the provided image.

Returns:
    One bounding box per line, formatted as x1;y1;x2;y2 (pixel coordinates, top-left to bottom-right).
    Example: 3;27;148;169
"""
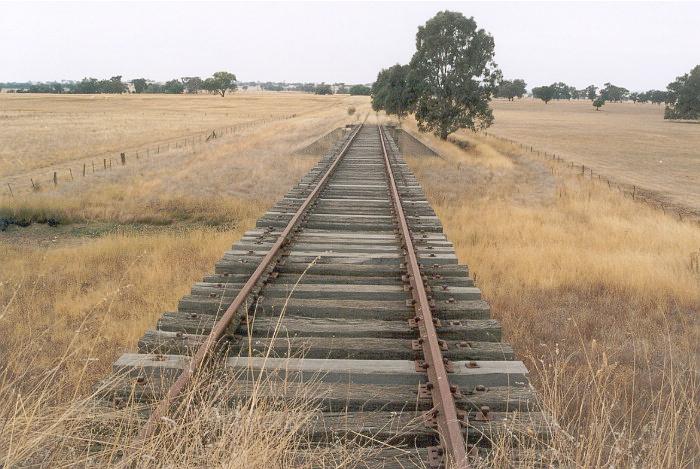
133;123;364;444
379;125;468;468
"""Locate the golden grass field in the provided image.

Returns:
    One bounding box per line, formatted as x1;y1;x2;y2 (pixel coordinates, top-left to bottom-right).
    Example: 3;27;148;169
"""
486;98;700;217
0;94;698;467
402;116;699;467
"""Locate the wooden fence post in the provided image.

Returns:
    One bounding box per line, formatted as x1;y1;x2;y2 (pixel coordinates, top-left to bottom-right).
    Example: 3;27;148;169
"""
120;152;126;165
104;158;107;170
69;168;73;180
83;164;86;176
53;172;57;186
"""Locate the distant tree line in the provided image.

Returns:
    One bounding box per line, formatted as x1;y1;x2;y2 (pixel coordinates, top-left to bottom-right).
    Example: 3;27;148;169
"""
495;79;527;101
4;72;238;97
2;77;373;97
528;65;699;119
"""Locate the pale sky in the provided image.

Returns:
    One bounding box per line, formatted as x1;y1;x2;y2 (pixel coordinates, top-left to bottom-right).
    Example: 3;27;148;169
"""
1;1;698;90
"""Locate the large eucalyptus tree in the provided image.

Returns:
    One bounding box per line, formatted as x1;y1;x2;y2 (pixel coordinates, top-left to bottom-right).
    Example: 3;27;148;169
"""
409;11;501;139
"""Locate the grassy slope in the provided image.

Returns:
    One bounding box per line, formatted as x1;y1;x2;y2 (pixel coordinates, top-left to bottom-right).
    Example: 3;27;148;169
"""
402;116;699;467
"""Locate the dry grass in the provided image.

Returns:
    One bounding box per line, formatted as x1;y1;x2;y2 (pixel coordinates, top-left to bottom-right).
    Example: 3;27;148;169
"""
0;349;373;468
0;92;363;178
485;98;700;216
0;93;371;389
401;116;699;467
2;92;698;466
0;94;375;467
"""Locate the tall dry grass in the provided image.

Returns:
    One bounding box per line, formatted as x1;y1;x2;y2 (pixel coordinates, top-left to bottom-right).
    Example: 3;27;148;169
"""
400;116;699;467
0;345;372;468
0;95;375;467
0;92;365;178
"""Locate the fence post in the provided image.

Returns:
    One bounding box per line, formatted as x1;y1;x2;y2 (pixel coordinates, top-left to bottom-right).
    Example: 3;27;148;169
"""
53;172;57;186
69;168;73;180
104;159;107;170
120;152;126;165
83;164;86;176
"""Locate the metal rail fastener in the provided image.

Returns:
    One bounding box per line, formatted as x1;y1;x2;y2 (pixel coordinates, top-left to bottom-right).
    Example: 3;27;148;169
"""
132;122;364;445
379;124;468;468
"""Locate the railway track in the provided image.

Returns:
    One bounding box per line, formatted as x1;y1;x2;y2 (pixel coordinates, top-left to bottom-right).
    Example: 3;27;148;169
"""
104;124;547;467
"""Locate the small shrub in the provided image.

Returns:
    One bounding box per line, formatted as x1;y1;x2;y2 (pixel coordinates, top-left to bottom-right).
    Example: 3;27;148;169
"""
347;106;356;116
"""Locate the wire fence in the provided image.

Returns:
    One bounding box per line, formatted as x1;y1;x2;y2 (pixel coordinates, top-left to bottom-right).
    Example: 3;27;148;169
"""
481;130;699;224
3;113;298;197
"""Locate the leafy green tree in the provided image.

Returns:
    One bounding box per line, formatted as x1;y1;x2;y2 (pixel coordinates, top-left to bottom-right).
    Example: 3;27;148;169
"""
409;11;500;139
371;68;390;112
372;64;417;120
532;85;555;103
585;85;598;100
629;92;639;103
593;96;606;111
100;76;127;94
664;65;700;120
496;78;527;101
202;71;237;96
349;84;371;95
336;84;348;94
164;79;184;94
314;84;333;95
600;82;629;102
75;78;99;94
182;77;203;94
550;82;572;99
132;78;148;93
648;90;668;105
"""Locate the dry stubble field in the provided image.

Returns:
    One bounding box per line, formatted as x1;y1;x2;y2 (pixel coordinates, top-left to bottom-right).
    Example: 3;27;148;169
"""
0;92;369;396
0;93;698;467
486;98;700;217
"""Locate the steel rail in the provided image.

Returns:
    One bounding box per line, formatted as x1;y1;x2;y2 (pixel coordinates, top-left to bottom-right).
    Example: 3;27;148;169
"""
133;123;364;444
378;125;468;468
